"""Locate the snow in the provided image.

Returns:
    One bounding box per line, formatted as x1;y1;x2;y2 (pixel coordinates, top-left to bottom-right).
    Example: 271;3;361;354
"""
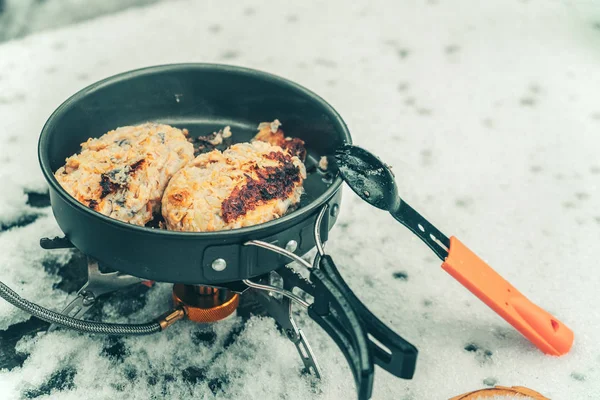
0;176;30;228
0;0;162;43
0;0;599;399
0;211;71;330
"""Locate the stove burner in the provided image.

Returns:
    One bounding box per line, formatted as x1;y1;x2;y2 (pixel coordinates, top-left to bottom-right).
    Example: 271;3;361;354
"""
172;285;239;323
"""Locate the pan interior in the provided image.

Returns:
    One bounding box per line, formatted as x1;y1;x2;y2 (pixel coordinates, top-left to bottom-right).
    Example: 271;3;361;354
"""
40;65;349;231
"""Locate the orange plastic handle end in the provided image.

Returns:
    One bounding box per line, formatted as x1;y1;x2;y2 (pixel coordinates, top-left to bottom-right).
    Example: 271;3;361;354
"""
442;237;573;356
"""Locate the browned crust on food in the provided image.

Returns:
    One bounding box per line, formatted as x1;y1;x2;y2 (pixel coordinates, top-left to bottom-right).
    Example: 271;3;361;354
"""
99;174;122;198
98;159;146;199
221;152;302;223
264;150;287;164
254;128;307;160
88;199;99;210
283;138;307;161
129;159;145;174
169;190;190;205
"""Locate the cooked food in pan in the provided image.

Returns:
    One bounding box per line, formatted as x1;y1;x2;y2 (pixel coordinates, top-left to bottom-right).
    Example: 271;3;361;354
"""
162;139;306;232
55;120;308;232
54;123;194;226
254;119;306;160
188;125;234;156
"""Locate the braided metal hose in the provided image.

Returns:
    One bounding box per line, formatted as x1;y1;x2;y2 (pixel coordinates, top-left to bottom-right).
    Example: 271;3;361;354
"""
0;280;162;335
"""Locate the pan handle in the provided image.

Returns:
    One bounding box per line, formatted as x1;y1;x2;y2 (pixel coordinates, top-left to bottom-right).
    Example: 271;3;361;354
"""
314;206;418;379
308;268;374;400
244;242;374;400
317;254;418;379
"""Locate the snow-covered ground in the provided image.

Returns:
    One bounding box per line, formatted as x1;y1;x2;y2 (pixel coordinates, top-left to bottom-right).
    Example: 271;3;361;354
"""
0;0;161;43
1;0;600;399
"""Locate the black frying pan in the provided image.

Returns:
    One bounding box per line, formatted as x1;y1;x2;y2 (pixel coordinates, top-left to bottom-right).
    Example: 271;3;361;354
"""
39;64;348;285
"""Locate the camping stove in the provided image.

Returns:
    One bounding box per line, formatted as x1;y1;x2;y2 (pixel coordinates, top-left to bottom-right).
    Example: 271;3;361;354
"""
29;206;421;400
39;235;323;377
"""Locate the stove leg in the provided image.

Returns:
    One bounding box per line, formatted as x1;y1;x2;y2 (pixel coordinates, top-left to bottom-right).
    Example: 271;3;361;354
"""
48;257;145;332
250;289;322;377
284;300;322;378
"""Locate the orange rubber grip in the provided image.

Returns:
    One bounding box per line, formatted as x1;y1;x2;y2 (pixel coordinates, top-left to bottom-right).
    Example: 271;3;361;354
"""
442;237;573;356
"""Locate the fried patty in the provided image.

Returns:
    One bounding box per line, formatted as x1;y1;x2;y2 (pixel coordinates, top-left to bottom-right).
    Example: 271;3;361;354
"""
55;123;194;226
162;141;306;232
254;120;306;160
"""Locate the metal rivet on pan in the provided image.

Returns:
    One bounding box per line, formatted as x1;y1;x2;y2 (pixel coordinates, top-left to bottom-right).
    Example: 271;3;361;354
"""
211;258;227;271
285;240;298;253
331;204;339;218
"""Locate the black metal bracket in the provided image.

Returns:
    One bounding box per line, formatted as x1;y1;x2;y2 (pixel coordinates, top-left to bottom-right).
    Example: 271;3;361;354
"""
40;236;75;250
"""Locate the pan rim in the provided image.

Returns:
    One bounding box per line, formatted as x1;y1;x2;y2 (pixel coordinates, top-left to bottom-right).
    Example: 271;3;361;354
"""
38;63;351;238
